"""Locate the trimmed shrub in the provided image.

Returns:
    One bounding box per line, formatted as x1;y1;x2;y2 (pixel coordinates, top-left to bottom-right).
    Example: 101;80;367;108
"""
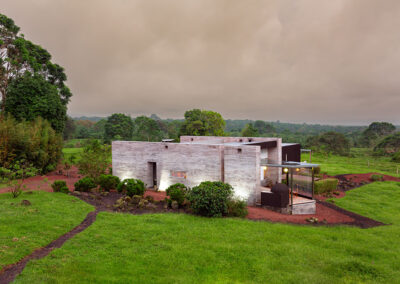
186;181;233;217
166;183;187;206
117;179;145;197
51;180;69;194
74;177;97;192
314;178;338;195
227;199;248;218
370;174;384;182
97;174;120;191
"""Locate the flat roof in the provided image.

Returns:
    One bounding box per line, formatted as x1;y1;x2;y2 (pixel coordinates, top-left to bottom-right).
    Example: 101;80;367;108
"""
261;161;319;168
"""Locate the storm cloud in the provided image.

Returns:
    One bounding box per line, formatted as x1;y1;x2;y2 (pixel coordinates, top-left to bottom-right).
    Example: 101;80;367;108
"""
2;0;400;124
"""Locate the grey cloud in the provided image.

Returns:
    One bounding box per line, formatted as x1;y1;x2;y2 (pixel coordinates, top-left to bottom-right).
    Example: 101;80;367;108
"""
2;0;400;124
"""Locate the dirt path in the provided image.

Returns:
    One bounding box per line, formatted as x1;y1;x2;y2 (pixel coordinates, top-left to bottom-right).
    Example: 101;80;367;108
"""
0;210;98;284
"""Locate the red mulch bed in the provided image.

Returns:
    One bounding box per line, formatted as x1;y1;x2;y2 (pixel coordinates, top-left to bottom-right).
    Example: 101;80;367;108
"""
0;166;82;195
336;173;400;183
247;203;354;225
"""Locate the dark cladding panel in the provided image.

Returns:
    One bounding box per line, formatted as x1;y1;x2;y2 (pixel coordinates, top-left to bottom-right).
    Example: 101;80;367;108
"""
282;144;301;162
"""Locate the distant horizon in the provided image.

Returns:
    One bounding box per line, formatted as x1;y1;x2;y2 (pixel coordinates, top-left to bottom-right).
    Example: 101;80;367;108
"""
70;113;400;127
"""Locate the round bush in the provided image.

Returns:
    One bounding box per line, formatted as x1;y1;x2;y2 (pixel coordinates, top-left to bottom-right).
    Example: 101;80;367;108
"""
117;178;145;197
186;181;233;217
166;183;187;206
51;180;69;194
97;174;120;191
74;177;97;192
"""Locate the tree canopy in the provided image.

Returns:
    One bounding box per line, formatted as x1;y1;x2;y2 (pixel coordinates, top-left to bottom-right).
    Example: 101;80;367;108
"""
104;113;134;142
5;73;67;132
360;122;396;147
241;123;259;137
306;131;350;156
254;120;275;134
180;109;225;136
0;13;71;126
374;132;400;156
133;116;163;142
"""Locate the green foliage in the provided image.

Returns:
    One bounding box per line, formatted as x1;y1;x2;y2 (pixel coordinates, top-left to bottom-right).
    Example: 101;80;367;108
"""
133;116;163;141
314;178;338;195
5;73;67;133
0;13;71;114
370;174;384;182
306;131;350;156
374;132;400;156
117;178;145;197
51;180;69;194
241;123;259;137
227;199;248;218
166;183;187;206
392;151;400;162
254;120;275;134
74;177;97;192
77;139;110;180
187;181;233;217
180;109;225;136
104;113;133;142
360;122;396;147
0;114;62;174
97;174;120;192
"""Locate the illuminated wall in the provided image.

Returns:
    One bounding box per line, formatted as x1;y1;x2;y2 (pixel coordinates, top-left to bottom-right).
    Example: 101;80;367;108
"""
112;141;223;191
112;136;283;205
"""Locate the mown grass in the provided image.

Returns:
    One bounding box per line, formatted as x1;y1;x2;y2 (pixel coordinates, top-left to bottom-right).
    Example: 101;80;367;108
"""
15;182;400;283
62;147;84;163
0;191;93;270
302;148;400;177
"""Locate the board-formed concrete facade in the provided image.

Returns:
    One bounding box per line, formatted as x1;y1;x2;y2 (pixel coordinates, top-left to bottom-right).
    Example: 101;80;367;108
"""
112;136;282;205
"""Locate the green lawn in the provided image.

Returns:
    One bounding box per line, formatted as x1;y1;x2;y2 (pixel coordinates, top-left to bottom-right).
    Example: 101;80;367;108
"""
14;182;400;283
303;148;400;177
0;191;93;270
62;147;84;163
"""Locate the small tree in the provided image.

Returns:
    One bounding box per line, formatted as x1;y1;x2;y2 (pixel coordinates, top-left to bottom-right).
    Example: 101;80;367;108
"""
77;139;110;180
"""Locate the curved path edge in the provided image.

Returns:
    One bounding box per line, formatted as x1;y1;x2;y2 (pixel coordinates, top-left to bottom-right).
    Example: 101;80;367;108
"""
0;210;99;284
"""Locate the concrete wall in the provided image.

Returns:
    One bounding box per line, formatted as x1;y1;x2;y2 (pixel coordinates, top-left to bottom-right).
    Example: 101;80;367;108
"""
112;141;223;191
224;145;260;204
113;136;283;205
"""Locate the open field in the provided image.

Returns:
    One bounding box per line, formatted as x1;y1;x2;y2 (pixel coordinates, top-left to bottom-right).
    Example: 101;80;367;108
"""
62;147;84;163
11;182;400;283
0;191;93;270
302;148;400;177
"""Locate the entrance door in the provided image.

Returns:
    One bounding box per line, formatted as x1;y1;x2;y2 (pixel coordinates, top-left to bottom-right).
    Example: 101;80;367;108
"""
148;162;157;188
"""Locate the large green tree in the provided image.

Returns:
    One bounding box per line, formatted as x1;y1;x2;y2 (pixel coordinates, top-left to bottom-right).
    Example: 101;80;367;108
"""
180;109;225;136
104;113;133;142
0;13;71;117
306;131;350;156
133;116;163;141
360;122;396;147
5;74;67;133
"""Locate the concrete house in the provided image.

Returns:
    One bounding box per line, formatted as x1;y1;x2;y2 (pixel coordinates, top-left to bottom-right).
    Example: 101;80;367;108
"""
112;136;296;205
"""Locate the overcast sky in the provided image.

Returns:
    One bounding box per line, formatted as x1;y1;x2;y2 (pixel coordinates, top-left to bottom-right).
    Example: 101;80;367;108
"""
2;0;400;125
